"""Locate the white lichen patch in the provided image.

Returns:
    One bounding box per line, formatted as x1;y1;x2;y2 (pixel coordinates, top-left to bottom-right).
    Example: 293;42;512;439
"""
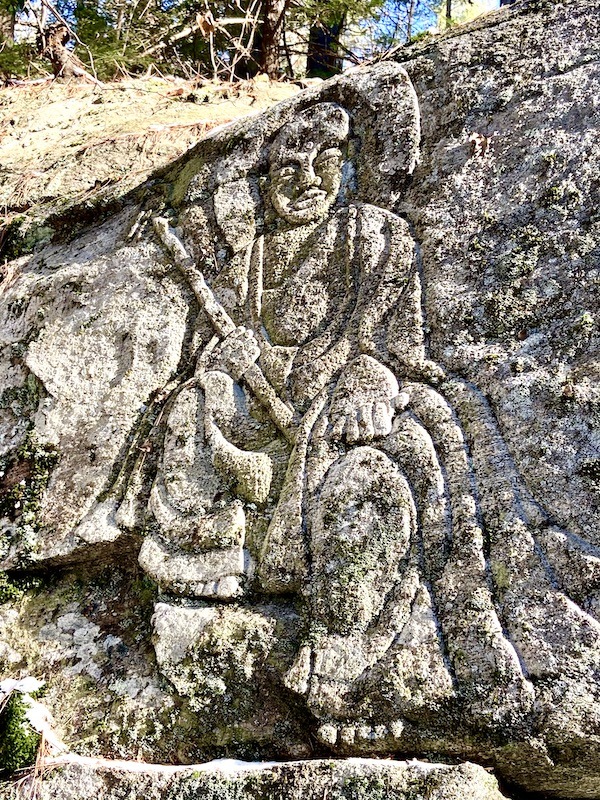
0;577;176;761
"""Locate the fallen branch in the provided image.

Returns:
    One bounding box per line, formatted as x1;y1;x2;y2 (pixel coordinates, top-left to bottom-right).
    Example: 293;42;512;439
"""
146;119;232;132
2;76;53;87
142;10;261;57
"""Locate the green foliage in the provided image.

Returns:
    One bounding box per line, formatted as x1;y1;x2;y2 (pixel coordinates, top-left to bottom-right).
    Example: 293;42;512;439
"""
0;694;40;777
0;0;25;16
298;0;384;26
0;42;46;80
73;0;152;79
408;28;431;43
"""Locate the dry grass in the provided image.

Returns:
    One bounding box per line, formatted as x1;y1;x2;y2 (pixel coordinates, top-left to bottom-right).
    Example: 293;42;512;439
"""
0;74;301;249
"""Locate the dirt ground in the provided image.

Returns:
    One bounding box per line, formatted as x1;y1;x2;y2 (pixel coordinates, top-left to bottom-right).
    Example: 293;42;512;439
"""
0;75;303;256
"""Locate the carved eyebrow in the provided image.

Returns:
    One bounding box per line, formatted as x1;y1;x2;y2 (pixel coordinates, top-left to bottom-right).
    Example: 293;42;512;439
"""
314;147;342;163
270;147;341;174
271;163;298;176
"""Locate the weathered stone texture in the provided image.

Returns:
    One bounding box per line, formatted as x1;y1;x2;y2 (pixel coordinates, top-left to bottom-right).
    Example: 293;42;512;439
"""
28;759;509;800
2;0;600;797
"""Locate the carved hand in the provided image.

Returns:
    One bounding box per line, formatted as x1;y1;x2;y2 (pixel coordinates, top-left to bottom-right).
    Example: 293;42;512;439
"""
406;357;447;386
210;326;261;381
330;355;400;445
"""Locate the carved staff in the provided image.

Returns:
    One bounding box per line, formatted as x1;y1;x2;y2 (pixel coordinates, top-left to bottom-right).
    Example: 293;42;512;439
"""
152;217;295;441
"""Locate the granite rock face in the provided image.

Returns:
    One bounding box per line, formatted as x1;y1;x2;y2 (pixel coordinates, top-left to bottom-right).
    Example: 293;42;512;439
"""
22;758;508;800
1;0;600;797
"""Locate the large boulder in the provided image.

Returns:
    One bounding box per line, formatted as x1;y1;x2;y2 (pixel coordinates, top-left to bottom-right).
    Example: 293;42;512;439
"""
1;0;600;796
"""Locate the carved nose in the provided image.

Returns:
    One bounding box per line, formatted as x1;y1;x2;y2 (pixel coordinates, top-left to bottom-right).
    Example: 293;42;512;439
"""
298;163;321;189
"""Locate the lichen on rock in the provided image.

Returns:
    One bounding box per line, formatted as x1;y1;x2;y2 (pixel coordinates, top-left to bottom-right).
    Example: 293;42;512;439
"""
1;0;600;797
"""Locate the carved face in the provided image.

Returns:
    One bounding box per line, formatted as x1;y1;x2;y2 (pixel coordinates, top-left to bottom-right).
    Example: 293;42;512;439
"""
268;104;349;226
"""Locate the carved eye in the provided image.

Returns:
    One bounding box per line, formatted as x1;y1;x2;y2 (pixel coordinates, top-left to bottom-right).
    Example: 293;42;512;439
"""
273;165;297;180
314;148;342;170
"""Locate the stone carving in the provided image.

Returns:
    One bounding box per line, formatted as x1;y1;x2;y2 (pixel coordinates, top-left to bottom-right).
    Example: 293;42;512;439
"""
3;5;600;790
133;65;600;764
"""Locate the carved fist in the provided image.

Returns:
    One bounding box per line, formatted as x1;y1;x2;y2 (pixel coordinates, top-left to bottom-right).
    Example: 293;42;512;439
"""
210;326;260;381
329;355;400;445
407;358;446;386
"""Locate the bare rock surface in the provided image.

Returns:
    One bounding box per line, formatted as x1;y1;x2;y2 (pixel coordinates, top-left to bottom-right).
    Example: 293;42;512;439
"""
1;0;600;797
24;758;510;800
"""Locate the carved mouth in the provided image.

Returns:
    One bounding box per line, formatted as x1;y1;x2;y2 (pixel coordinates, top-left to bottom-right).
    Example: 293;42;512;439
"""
291;188;327;210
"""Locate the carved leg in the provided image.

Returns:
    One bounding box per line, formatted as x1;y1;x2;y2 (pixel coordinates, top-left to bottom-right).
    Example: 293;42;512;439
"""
140;379;257;599
285;446;415;720
404;383;536;727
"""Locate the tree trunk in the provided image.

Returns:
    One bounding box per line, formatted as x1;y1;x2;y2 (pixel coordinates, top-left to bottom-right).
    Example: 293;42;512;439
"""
39;23;83;78
445;0;452;27
260;0;287;78
0;8;14;43
306;10;345;79
406;0;416;41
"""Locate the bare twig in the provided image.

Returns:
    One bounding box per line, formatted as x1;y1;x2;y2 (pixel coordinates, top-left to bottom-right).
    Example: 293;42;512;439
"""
142;12;213;56
229;0;261;80
142;8;261;58
23;0;45;42
208;28;217;79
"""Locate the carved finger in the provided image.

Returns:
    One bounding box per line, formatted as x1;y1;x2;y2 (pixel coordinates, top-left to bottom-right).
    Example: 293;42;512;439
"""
230;326;249;347
239;327;260;358
345;413;361;444
230;326;246;343
330;414;346;442
249;340;261;360
358;403;375;441
240;327;255;343
392;392;410;413
373;401;393;438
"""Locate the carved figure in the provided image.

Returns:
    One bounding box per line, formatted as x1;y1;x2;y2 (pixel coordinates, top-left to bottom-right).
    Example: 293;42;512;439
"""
140;78;600;752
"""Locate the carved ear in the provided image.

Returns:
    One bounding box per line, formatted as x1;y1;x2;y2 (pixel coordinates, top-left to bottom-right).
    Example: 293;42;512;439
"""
330;63;421;207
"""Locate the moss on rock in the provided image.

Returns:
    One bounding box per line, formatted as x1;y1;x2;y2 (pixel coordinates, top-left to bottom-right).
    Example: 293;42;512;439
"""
0;693;40;778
